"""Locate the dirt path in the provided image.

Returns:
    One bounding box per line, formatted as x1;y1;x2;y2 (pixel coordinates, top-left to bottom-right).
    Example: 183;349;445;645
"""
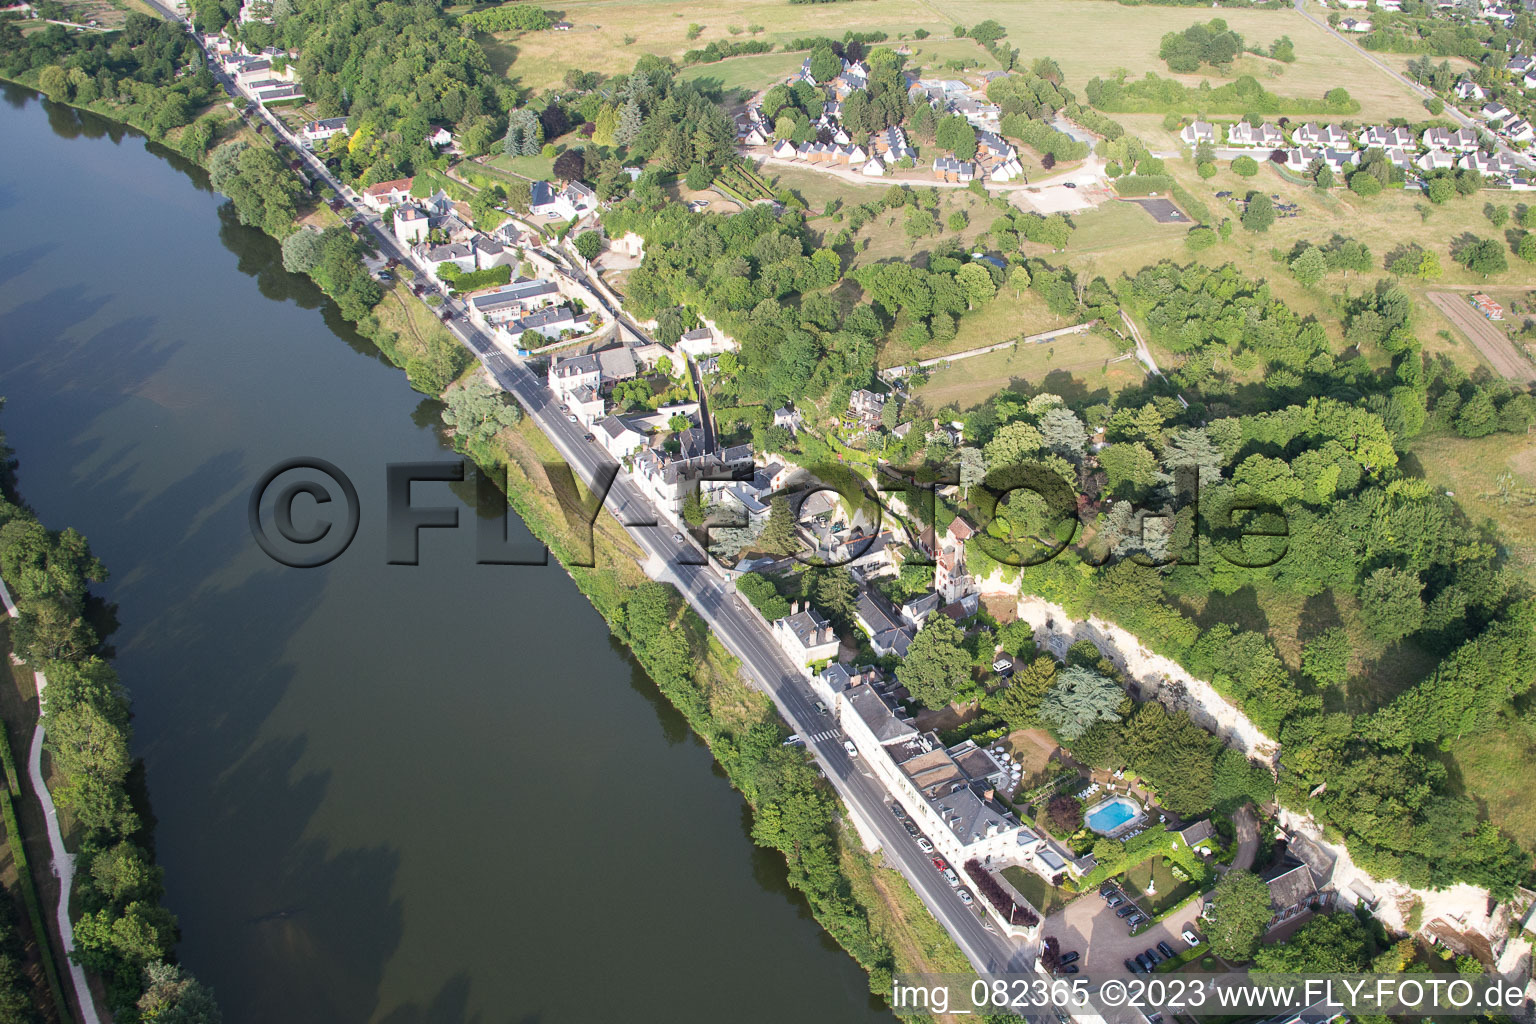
1427;291;1536;382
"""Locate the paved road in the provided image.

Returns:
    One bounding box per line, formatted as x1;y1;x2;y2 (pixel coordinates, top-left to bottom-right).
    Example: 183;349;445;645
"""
1290;0;1533;171
159;20;1038;981
1231;804;1259;873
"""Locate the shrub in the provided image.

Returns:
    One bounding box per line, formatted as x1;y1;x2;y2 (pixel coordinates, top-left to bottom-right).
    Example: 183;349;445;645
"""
1232;156;1259;177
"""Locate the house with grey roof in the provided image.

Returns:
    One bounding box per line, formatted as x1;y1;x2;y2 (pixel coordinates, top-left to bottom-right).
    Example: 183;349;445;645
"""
595;416;648;460
773;602;840;667
469;278;561;328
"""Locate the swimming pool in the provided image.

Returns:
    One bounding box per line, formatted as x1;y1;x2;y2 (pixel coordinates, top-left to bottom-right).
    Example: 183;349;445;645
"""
1085;796;1140;835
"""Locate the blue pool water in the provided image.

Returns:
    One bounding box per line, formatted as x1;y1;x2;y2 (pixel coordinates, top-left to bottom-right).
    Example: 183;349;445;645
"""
1086;797;1139;834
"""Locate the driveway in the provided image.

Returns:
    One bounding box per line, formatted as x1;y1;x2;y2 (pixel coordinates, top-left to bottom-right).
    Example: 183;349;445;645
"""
1231;804;1259;872
1044;891;1202;972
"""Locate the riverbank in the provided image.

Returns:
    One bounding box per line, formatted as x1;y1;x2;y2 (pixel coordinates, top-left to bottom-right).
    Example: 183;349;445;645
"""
0;75;968;1014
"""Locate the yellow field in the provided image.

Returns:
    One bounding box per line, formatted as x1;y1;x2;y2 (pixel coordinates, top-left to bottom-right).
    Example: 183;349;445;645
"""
931;0;1426;120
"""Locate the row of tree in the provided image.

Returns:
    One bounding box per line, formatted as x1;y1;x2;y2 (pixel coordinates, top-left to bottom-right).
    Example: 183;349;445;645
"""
0;414;220;1021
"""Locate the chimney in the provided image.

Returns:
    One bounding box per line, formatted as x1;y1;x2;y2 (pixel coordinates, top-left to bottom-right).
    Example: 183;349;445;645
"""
984;786;995;802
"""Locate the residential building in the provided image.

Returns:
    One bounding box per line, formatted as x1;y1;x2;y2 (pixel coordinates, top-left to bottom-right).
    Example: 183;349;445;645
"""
891;733;1030;863
1358;125;1414;149
1259;858;1326;929
301;116;347;149
773;603;840;666
1481;101;1514;123
935;515;976;603
1227;121;1283;148
1422;126;1480;151
1294;122;1351;147
1505;118;1535;142
1339;16;1371;31
595;416;648;460
772;405;803;435
1416;148;1457;172
848;389;885;430
510;304;579;342
467;278;561;329
427;127;453;149
900;592;942;628
989;157;1025;182
529;180;599;220
1178;819;1217;854
1180;120;1216;147
677;325;734;357
631;443;755;515
1460;150;1519;177
1454;78;1487;102
932;156;976;182
361;177;413;211
392;204;431;246
414;241;477;278
772;139;797;159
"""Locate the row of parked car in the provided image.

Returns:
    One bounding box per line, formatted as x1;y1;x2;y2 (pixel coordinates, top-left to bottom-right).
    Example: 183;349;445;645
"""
1124;941;1177;974
1100;882;1147;930
891;803;975;907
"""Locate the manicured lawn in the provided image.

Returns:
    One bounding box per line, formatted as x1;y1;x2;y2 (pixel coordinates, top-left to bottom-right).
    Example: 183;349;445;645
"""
1121;855;1199;916
484;150;555;181
1002;866;1073;916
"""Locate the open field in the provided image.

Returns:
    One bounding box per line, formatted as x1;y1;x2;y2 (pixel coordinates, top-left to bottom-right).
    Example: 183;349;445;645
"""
931;0;1427;121
893;288;1080;364
1451;715;1536;856
677;51;804;95
911;330;1142;411
482;0;950;92
1075;157;1534;383
1409;429;1536;586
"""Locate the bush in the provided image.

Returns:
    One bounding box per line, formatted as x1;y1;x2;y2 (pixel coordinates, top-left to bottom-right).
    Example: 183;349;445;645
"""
1197;161;1217;179
1232;156;1259;177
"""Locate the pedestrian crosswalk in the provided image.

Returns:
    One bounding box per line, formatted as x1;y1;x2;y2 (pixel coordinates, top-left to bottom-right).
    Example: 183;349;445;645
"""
809;729;839;743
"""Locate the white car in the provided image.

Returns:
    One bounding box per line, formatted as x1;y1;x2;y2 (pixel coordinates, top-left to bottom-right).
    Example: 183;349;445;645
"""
957;888;974;906
915;836;934;853
943;868;960;888
843;739;858;758
1182;929;1200;948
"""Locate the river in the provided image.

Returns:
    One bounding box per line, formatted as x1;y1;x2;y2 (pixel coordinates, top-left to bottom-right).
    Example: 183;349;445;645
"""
0;86;892;1024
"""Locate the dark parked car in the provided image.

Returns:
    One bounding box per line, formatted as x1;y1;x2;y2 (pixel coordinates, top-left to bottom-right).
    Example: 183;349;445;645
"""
1135;953;1153;971
1060;951;1079;965
1144;948;1161;965
1106;895;1124;908
1115;903;1137;917
1157;941;1175;960
1127;914;1147;928
1125;958;1144;974
891;803;907;820
1060;965;1079;974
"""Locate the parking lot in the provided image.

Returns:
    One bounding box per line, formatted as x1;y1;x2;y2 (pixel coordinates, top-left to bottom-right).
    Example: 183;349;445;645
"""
1044;887;1204;972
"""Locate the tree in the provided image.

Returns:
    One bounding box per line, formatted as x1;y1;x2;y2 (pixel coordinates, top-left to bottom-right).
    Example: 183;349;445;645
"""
1359;567;1423;645
757;496;798;555
1484;203;1509;228
138;962;222;1024
1040;666;1124;741
1046;794;1082;833
614;97;643;147
1301;627;1351;688
1008;264;1031;295
1454;237;1507;277
573;231;602;261
1186;227;1217;252
684;162;712;191
982;656;1056;729
808;45;841;84
1241;194;1275;233
503;108;543;156
1519;233;1536;264
1231;155;1258;177
280;229;325;274
1207;870;1272;961
935;114;977;160
1252;912;1377;972
1426;176;1456;204
1197;161;1217;179
553;147;586;182
441;374;521;447
897;616;972;709
1038;406;1088;460
1290;245;1328;285
1349;171;1382;197
1313;163;1335;190
956;262;995;308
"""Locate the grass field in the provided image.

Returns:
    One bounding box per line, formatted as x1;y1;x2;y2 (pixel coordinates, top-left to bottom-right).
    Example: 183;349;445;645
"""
912;329;1141;411
483;0;950;92
677;51;804;96
1409;429;1536;586
930;0;1426;121
1451;714;1536;856
1002;866;1074;916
